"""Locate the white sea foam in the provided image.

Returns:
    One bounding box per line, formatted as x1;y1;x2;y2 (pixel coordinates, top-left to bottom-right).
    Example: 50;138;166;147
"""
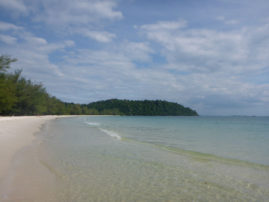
100;128;122;140
86;122;100;126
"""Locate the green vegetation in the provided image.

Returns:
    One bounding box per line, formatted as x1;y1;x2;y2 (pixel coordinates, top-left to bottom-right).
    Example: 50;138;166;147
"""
0;56;198;116
87;99;198;116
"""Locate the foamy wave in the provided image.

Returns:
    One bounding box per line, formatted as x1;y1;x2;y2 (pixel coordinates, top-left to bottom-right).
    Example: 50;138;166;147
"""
100;129;122;140
86;122;100;126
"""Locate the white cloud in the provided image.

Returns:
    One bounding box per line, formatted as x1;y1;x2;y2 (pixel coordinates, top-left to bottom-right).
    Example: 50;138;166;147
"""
81;30;116;43
225;20;240;25
0;0;27;14
0;34;17;44
33;0;122;26
217;16;239;25
24;36;47;45
64;40;75;47
0;21;22;31
140;20;269;74
1;1;122;44
90;1;122;20
9;45;64;78
141;20;186;31
1;26;75;80
118;41;154;62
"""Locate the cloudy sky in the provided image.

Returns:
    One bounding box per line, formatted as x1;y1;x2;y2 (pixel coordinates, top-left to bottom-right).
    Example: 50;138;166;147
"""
0;0;269;115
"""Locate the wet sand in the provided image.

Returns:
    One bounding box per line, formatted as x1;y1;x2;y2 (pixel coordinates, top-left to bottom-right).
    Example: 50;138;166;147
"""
0;116;69;201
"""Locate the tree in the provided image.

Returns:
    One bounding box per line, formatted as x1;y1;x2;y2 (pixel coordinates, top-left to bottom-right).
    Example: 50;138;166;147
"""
0;55;17;72
0;56;18;114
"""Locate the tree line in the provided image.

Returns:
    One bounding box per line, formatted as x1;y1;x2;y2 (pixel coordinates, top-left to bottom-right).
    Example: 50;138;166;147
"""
0;55;198;116
87;99;198;116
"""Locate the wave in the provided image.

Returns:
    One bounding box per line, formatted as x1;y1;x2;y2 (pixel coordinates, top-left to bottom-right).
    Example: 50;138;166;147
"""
99;128;122;140
85;122;100;126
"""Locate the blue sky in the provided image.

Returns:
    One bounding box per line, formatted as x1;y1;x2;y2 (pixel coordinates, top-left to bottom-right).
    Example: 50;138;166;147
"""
0;0;269;115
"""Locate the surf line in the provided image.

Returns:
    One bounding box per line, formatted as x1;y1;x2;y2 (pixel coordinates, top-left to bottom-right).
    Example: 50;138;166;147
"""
99;128;122;140
85;122;100;126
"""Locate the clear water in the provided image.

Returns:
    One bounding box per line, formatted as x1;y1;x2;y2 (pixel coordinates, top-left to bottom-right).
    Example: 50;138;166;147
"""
37;116;269;201
85;116;269;165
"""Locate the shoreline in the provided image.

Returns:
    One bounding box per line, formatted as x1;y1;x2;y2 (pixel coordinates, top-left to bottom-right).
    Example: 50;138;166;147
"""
0;116;71;182
0;115;74;201
1;115;269;201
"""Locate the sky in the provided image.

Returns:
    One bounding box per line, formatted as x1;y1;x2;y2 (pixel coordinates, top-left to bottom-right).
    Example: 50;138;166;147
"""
0;0;269;115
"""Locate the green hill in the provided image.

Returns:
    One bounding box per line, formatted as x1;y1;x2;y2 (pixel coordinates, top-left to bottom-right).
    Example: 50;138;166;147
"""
87;99;198;116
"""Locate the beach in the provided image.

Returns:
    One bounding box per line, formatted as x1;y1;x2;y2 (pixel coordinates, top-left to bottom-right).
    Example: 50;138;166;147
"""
0;116;69;201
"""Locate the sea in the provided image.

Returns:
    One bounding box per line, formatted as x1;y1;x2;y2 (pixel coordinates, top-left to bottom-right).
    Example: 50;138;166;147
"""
3;116;269;201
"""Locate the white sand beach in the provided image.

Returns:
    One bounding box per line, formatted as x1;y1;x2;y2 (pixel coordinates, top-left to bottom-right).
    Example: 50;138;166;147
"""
0;116;73;201
0;116;57;181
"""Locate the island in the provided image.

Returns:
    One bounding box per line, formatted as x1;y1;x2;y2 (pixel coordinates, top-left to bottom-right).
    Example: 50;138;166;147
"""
85;99;198;116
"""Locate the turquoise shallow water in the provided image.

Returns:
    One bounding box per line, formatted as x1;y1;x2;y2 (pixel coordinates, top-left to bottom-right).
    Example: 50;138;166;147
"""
36;116;269;201
84;116;269;165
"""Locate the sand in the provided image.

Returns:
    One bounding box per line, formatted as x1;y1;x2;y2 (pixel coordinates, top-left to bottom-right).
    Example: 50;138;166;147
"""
0;116;58;181
0;116;71;201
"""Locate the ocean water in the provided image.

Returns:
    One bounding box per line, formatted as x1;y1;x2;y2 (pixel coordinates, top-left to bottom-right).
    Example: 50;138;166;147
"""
16;116;269;201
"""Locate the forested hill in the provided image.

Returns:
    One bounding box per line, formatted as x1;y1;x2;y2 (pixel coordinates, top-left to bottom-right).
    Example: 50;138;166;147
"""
86;99;198;116
0;56;198;116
